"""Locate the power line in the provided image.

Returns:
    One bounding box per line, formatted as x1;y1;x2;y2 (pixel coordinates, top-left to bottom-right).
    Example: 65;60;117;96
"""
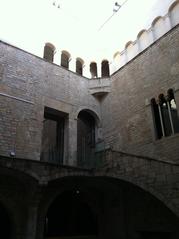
98;0;129;32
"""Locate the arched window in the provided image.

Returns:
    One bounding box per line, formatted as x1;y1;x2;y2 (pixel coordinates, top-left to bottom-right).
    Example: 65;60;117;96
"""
90;62;97;78
151;90;179;139
77;110;96;167
61;51;70;69
76;58;84;76
43;43;55;62
151;98;163;139
167;89;179;134
101;60;110;77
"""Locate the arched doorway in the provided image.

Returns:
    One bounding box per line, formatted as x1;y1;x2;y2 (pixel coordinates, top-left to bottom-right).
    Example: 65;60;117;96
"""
77;110;96;167
0;203;12;239
44;190;98;239
40;176;179;239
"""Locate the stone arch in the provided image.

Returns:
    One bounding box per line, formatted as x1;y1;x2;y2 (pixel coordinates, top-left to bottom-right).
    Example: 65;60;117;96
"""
152;16;166;40
76;57;84;75
112;52;121;71
101;59;110;77
125;41;135;61
0;167;39;239
137;29;150;50
169;0;179;27
113;51;120;63
43;42;56;62
93;172;179;218
37;176;102;239
44;173;179;218
44;187;98;238
61;50;70;69
90;61;98;78
74;107;101;127
37;175;179;239
77;109;100;167
0;161;40;182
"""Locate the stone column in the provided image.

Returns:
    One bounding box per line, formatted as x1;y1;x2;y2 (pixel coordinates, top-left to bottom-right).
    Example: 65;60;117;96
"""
25;202;39;239
67;117;78;166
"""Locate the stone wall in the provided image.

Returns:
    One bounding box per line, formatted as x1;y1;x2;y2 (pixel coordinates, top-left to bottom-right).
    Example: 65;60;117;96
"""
0;42;100;164
101;25;179;162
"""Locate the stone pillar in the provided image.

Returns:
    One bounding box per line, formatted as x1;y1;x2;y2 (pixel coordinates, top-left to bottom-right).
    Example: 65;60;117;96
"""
67;117;77;166
25;202;39;239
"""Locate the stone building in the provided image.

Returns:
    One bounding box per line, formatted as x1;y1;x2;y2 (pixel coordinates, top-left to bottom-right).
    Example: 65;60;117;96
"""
0;0;179;238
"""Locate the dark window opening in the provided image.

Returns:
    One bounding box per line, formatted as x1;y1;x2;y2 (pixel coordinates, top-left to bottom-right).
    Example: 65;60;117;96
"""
101;60;110;77
151;89;179;139
76;58;83;75
61;51;70;69
167;89;179;134
45;190;98;238
151;98;162;139
159;94;172;137
90;62;98;78
43;43;55;62
40;107;67;164
77;111;96;167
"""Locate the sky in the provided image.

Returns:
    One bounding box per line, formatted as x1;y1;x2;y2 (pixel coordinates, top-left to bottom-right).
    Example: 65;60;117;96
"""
0;0;172;61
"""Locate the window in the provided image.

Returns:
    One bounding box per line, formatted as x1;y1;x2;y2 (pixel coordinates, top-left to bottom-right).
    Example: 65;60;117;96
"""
101;60;110;77
61;51;70;69
90;62;98;78
41;107;67;163
76;58;84;76
151;89;179;139
43;43;55;62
